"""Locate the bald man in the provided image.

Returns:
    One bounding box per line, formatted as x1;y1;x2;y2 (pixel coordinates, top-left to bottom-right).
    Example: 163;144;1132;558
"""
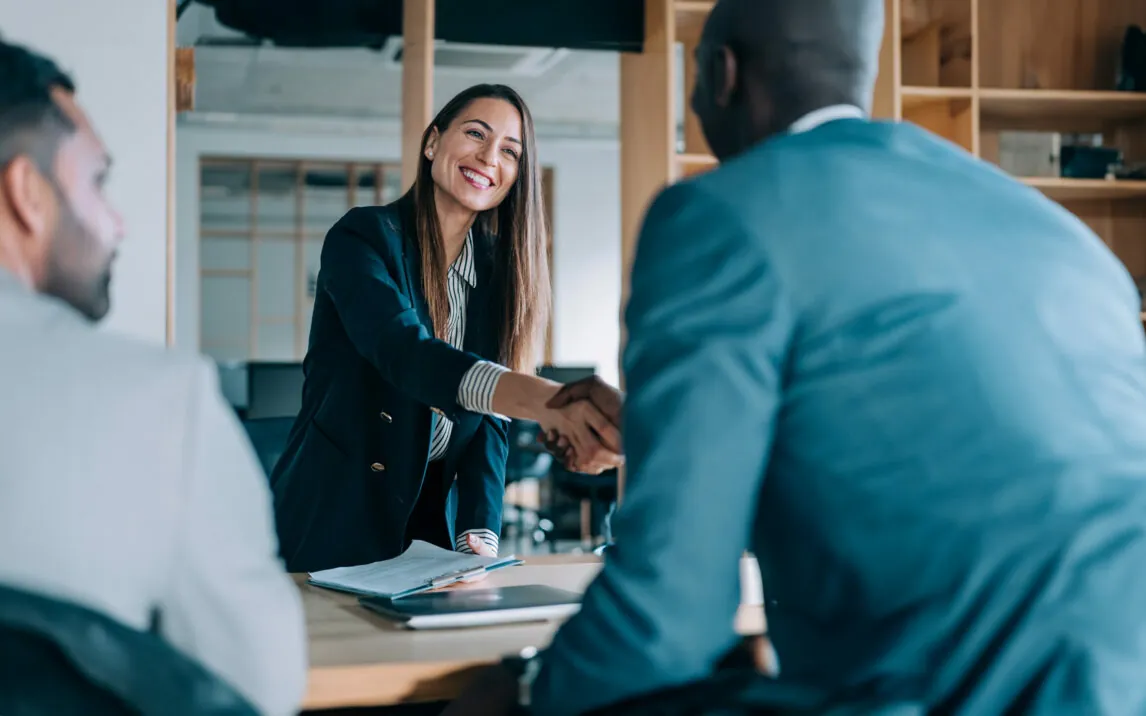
449;0;1146;714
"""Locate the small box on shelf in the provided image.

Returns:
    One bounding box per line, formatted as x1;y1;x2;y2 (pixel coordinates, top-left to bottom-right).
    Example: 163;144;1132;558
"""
998;132;1061;178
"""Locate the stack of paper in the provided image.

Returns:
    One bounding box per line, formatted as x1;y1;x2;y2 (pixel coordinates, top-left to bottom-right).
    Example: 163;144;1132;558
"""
307;540;522;599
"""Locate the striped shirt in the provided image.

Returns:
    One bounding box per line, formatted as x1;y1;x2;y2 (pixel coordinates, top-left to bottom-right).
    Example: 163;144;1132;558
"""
435;230;509;556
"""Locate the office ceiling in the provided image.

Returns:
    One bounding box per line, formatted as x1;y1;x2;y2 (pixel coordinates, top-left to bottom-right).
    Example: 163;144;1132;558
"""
179;2;626;130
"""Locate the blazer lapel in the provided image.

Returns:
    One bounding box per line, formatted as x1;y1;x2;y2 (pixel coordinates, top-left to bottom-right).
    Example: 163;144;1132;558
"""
396;203;434;330
463;233;498;360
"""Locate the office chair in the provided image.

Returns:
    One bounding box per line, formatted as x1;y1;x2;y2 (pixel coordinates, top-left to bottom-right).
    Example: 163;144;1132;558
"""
241;416;295;479
245;362;304;420
0;583;257;716
544;465;619;552
504;419;555;549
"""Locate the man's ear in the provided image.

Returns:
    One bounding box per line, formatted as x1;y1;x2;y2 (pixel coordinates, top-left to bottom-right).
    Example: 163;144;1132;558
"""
713;45;740;109
1;156;54;238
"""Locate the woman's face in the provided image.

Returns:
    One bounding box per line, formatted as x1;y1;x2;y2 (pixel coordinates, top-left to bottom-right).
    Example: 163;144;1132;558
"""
426;97;524;214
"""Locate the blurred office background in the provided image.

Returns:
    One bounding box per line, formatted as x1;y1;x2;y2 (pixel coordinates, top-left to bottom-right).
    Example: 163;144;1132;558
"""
174;3;641;554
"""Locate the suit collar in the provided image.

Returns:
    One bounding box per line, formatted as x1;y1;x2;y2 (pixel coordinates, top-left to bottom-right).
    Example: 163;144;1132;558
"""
0;265;88;328
0;266;29;296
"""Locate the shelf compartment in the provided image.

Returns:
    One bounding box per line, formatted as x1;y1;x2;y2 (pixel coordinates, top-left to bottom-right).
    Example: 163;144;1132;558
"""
1022;177;1146;202
980;89;1146;125
900;0;973;89
977;0;1146;97
902;91;975;154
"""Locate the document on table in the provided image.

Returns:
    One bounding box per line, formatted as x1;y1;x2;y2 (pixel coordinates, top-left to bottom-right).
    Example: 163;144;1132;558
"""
307;540;523;599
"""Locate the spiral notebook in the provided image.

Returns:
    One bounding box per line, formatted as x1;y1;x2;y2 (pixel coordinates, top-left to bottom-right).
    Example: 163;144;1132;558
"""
307;540;523;599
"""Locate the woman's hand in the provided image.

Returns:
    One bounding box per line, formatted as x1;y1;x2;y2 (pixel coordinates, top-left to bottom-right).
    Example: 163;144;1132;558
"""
458;534;497;583
535;376;624;474
536;399;623;474
465;533;497;557
487;372;624;473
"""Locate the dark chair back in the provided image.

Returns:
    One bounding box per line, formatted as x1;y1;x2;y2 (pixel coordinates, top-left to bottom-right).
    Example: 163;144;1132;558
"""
0;583;258;716
506;419;553;484
242;416;296;478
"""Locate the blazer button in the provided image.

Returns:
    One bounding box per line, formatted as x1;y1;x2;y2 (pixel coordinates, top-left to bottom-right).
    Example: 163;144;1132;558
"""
370;462;386;473
379;411;393;423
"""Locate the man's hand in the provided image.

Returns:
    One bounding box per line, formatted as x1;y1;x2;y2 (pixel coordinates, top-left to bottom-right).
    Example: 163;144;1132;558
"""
547;375;623;425
539;376;625;473
535;400;623;475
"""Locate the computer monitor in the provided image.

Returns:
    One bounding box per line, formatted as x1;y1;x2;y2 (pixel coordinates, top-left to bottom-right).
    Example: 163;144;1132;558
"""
538;365;596;384
246;362;305;420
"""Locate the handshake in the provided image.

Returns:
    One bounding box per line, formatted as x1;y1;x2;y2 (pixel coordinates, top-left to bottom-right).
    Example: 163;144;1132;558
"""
535;376;625;475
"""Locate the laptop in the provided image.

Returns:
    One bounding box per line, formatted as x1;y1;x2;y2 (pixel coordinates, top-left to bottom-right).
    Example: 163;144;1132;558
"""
359;584;582;630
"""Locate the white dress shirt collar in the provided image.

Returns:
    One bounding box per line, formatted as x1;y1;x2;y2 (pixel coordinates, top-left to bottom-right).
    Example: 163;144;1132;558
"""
449;229;477;288
787;104;866;135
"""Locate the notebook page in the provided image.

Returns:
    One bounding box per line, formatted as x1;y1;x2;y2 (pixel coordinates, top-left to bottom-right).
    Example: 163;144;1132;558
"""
308;540;507;597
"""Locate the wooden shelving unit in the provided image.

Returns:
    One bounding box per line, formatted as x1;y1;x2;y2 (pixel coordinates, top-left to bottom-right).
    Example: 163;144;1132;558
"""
620;0;1146;343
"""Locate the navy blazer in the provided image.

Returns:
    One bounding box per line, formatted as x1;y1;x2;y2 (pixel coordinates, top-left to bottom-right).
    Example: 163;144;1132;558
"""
270;197;509;573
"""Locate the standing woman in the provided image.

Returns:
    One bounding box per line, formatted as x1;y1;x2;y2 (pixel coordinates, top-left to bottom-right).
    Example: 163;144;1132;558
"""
270;85;619;573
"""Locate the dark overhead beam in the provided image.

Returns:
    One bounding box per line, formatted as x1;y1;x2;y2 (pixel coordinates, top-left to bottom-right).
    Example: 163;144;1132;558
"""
194;0;646;53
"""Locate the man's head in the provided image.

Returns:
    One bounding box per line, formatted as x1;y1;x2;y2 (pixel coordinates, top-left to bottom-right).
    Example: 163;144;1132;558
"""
690;0;885;161
0;38;123;321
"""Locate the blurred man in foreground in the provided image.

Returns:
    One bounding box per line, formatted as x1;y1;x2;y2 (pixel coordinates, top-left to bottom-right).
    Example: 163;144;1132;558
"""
0;37;306;715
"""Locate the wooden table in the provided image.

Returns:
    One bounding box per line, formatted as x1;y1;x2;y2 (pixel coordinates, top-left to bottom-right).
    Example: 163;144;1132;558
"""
301;554;765;711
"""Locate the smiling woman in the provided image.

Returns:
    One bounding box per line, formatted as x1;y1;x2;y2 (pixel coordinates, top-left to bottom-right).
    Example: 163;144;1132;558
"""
269;84;624;574
412;85;547;372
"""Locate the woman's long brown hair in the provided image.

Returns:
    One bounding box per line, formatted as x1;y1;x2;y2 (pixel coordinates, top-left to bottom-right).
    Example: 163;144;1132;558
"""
404;84;550;373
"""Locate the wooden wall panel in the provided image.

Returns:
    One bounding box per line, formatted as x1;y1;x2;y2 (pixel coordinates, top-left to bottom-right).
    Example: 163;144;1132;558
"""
978;0;1146;90
543;167;555;365
1110;202;1146;277
401;0;435;190
619;0;675;357
1109;122;1146;277
618;0;675;501
873;0;903;119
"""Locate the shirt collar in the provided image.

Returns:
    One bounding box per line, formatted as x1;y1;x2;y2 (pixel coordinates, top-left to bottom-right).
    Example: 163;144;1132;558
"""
450;229;477;288
0;265;30;297
788;104;866;135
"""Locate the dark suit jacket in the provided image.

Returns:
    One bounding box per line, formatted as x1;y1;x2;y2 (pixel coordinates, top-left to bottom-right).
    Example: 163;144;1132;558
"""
270;197;509;573
0;582;257;716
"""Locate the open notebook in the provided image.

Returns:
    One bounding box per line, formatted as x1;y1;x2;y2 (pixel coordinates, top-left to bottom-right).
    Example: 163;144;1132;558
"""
307;540;523;599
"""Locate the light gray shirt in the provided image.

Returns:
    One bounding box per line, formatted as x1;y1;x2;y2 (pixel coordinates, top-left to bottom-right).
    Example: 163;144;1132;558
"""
0;270;306;716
